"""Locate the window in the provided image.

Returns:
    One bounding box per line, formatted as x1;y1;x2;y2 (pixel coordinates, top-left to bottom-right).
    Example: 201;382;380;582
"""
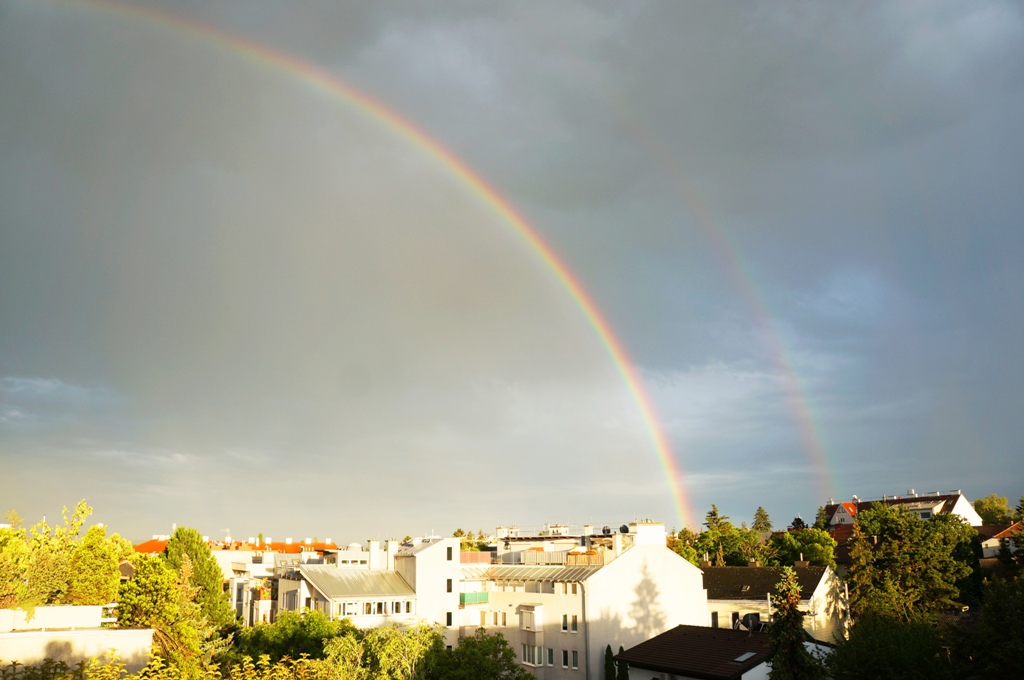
493;612;499;625
711;612;719;628
501;612;506;626
571;583;578;595
562;614;568;632
522;610;535;630
571;614;578;632
562;650;569;668
480;611;487;627
522;645;544;666
446;579;453;593
405;601;412;614
547;648;554;666
447;547;453;561
446;611;453;626
572;650;579;669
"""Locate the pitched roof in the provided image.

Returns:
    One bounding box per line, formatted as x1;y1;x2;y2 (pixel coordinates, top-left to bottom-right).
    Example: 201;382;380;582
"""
299;565;414;599
134;538;168;554
615;625;769;680
703;565;827;601
824;494;961;520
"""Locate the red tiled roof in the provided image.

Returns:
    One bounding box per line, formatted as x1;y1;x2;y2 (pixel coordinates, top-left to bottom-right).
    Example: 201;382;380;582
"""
134;539;168;554
615;625;769;680
134;538;339;554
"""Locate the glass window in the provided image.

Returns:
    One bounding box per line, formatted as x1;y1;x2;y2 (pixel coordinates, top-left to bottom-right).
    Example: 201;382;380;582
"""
446;611;453;626
562;614;568;631
562;650;569;668
572;650;578;669
547;648;554;666
571;614;578;632
446;579;453;593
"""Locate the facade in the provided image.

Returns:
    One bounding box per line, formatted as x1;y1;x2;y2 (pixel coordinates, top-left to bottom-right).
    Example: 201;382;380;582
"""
823;490;983;527
458;522;708;678
274;521;709;677
976;522;1022;558
703;565;845;643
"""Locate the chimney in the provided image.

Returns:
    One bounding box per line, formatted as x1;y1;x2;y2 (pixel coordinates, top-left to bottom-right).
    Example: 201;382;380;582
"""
368;540;382;570
285;537;292;545
386;540;398;571
747;560;760;568
326;538;332;544
700;560;712;569
305;538;312;545
794;560;810;568
248;537;255;545
613;532;624;557
265;537;272;546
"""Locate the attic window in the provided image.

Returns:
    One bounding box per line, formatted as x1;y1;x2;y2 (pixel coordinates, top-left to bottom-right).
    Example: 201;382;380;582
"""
732;652;756;663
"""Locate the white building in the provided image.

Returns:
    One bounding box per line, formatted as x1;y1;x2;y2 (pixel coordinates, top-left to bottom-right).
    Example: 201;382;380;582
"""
276;521;709;676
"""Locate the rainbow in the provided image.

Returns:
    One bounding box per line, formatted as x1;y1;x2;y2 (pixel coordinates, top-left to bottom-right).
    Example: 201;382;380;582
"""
47;0;698;528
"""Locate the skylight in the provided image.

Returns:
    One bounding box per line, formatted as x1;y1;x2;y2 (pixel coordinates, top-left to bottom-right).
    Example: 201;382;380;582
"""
732;652;756;663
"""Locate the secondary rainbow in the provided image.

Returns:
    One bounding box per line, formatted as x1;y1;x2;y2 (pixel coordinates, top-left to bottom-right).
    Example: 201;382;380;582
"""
56;0;698;528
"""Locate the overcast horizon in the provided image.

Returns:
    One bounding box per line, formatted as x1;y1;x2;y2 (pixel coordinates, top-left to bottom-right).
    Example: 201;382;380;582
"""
2;0;1023;542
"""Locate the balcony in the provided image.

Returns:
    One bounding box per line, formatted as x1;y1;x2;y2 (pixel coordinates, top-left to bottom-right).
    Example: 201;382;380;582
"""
460;592;489;605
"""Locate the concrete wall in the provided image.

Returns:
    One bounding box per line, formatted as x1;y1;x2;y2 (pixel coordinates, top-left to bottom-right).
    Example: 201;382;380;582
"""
0;607;104;632
0;628;153;673
585;544;709;679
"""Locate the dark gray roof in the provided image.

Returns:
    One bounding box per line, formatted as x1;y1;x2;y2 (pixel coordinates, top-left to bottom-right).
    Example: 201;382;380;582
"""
299;565;414;599
703;565;827;601
615;625;769;680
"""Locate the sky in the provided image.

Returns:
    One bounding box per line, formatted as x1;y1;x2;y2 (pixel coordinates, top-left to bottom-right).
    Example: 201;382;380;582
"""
2;0;1023;543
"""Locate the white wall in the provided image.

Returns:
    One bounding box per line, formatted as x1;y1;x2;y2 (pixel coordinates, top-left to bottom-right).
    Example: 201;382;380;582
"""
584;544;708;679
0;628;154;673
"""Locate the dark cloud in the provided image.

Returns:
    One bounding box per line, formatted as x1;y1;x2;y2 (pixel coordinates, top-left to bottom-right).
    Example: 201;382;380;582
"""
2;0;1023;537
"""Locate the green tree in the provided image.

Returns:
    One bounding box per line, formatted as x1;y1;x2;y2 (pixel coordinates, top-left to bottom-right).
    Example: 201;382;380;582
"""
68;524;119;605
421;628;532;680
616;644;628;680
950;575;1024;676
974;493;1013;525
767;567;826;679
163;526;234;628
790;516;807;530
0;517;29;608
323;633;368;679
604;644;616;680
848;504;975;620
703;505;731;532
1014;496;1024;523
769;528;837;568
117;554;189;659
812;506;829;530
24;500;91;605
235;609;357;661
753;507;773;533
827;612;952;679
362;623;438;680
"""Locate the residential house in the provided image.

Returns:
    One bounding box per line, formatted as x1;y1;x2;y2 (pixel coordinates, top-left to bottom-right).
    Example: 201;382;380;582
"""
614;625;770;680
977;522;1022;559
703;564;845;643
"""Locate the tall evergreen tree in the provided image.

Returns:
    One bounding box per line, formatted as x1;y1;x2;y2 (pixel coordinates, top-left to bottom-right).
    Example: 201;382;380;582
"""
604;644;616;680
753;507;773;533
616;644;629;680
812;506;829;530
767;567;826;679
163;526;234;627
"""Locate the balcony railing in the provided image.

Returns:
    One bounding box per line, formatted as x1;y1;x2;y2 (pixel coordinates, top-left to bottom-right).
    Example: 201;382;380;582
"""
460;592;489;605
